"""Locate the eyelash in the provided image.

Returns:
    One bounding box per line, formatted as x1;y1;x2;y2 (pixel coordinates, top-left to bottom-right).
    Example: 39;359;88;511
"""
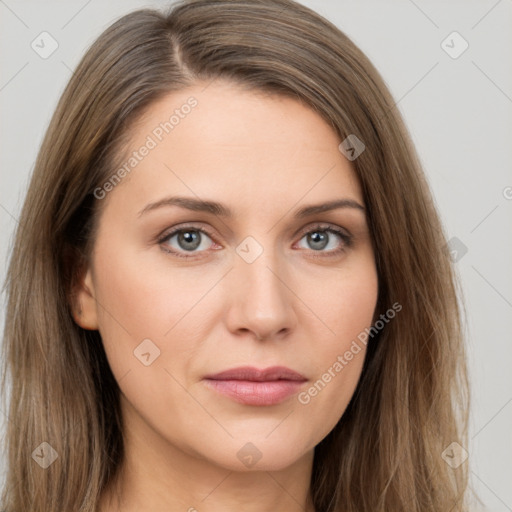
157;223;353;259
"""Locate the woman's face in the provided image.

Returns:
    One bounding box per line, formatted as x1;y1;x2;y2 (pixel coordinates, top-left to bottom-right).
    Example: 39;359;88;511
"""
76;80;378;472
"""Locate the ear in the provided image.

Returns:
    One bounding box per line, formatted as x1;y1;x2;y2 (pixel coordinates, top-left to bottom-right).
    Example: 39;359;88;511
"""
70;263;99;331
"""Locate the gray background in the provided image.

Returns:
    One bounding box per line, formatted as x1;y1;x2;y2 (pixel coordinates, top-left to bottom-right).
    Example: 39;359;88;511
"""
1;0;511;510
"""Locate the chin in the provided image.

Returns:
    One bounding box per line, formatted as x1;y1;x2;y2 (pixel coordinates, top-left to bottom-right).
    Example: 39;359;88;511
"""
197;436;311;473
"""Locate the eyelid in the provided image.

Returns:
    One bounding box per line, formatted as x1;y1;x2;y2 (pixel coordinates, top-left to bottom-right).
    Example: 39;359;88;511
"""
294;221;351;240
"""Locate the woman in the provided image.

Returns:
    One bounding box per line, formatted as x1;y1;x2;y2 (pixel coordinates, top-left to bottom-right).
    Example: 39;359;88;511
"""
0;0;470;510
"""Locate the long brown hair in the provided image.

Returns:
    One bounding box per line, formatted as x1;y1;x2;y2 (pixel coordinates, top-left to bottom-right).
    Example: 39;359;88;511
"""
1;1;470;510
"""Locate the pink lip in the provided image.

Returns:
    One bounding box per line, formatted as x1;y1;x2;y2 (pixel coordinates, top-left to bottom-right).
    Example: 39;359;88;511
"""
203;366;307;406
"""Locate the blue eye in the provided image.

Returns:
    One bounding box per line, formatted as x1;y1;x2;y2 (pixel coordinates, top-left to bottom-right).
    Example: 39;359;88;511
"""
159;227;215;258
295;225;352;256
158;223;352;259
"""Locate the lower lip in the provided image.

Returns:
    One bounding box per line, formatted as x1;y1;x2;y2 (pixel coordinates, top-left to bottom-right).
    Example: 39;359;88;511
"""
203;379;305;406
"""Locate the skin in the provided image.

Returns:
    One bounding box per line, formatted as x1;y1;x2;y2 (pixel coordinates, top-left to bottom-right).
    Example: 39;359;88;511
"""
74;80;378;512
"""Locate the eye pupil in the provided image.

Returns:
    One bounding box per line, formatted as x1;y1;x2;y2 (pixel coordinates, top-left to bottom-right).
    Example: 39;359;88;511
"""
308;231;328;250
178;230;201;250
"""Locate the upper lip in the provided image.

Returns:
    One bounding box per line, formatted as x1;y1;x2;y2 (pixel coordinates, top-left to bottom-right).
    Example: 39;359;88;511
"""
204;366;307;382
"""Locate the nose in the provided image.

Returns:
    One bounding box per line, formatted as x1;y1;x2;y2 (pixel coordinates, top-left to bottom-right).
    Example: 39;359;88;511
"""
224;245;297;342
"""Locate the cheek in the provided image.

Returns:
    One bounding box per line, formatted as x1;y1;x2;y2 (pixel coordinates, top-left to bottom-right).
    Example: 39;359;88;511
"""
301;250;378;347
92;241;216;341
329;276;378;341
90;239;234;407
295;257;378;427
90;245;209;432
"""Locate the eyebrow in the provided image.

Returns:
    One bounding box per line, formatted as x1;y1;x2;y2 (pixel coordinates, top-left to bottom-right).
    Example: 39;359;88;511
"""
137;195;365;219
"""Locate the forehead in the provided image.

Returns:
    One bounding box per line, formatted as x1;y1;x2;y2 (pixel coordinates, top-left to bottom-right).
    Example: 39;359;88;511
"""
106;80;363;217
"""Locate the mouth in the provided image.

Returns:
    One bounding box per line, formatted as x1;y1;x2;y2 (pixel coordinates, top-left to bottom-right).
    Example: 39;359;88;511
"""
202;366;307;406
